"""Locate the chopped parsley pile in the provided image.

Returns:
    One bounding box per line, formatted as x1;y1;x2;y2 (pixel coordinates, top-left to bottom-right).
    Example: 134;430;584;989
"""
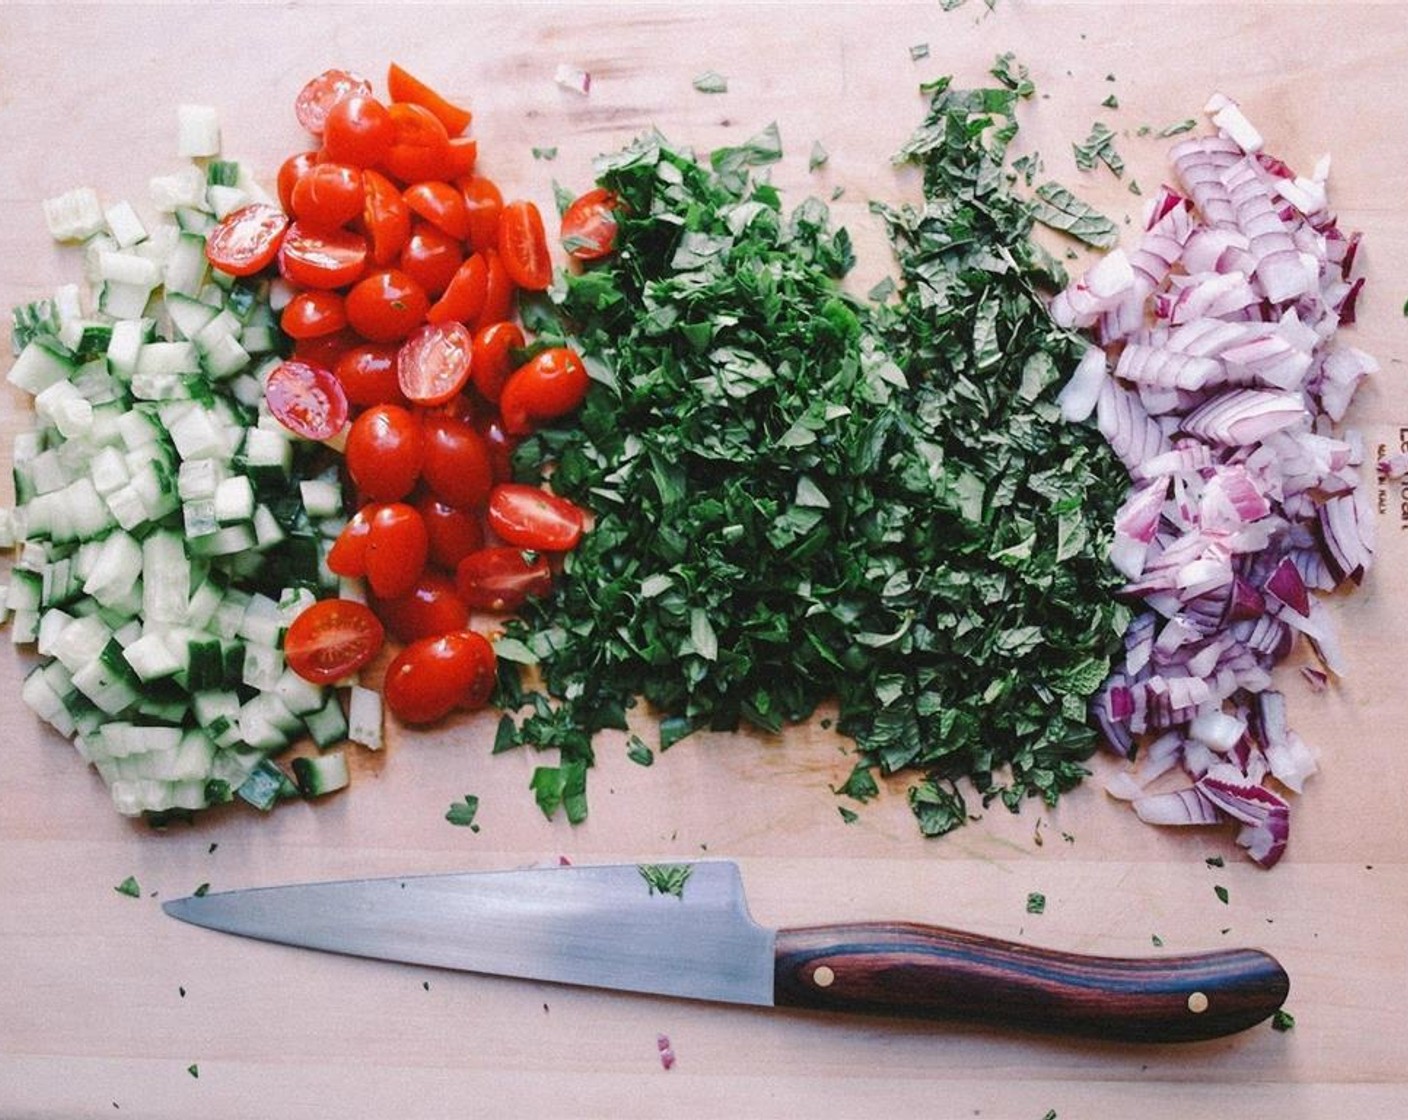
494;64;1127;837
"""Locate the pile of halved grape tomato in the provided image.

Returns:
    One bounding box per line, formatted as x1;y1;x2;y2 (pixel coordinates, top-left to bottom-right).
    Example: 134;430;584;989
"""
204;63;599;727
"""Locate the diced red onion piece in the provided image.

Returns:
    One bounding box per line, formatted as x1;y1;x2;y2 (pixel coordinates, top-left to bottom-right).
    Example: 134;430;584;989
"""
1132;787;1222;826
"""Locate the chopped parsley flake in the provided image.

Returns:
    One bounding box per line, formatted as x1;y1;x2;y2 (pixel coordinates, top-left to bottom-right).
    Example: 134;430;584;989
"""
445;794;481;830
838;806;859;824
1272;1009;1296;1031
1214;884;1230;905
186;1064;199;1079
115;876;141;898
1151;933;1164;947
639;863;693;899
1026;891;1047;915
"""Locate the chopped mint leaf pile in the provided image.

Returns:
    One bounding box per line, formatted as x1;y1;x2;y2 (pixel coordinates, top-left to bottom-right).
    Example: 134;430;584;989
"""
495;65;1125;838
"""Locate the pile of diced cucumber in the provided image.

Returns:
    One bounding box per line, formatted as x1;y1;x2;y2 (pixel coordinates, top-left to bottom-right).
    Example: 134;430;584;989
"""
1;105;381;819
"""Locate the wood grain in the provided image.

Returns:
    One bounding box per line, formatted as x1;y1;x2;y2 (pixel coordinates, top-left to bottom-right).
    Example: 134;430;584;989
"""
2;3;1407;1117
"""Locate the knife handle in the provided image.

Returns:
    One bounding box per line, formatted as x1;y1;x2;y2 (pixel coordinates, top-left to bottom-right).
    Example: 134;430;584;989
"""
773;922;1288;1043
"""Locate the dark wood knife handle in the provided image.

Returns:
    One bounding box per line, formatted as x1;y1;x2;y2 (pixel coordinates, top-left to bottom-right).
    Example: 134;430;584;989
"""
774;922;1288;1042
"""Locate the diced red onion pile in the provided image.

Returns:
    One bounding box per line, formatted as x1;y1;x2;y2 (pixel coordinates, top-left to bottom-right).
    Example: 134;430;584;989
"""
1053;94;1378;868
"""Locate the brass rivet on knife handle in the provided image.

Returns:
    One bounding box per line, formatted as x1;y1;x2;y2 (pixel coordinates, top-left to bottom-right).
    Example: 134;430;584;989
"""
772;921;1290;1043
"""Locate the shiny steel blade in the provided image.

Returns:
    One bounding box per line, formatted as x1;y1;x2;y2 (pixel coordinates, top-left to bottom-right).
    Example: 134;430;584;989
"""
163;861;776;1006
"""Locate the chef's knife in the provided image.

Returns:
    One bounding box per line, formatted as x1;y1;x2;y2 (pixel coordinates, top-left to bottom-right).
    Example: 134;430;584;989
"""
163;860;1287;1043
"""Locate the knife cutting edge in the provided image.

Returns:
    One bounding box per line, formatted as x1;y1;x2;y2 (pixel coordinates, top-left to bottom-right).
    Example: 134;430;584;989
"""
162;860;1288;1043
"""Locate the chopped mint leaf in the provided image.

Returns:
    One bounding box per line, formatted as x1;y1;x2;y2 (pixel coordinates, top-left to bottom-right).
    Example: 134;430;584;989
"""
192;883;210;897
1151;933;1164;947
1272;1009;1296;1031
1214;884;1230;905
1073;121;1124;176
445;794;481;830
639;863;693;899
910;43;931;61
532;146;558;161
1026;891;1047;915
1101;93;1119;109
809;140;829;172
1205;855;1225;868
1031;181;1120;247
626;735;655;766
1158;118;1197;137
838;806;859;824
115;876;141;898
186;1064;199;1079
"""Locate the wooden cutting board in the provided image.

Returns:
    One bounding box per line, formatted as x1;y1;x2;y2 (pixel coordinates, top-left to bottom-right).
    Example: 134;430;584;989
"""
2;4;1406;1117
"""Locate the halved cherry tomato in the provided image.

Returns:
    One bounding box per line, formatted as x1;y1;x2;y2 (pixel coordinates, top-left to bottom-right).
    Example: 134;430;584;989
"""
323;94;395;168
362;169;412;266
469;320;524;403
206;203;289;277
387;63;473;137
373;570;470;643
399;221;463;297
278;151;319;213
476;248;517;329
497;199;552;291
345;403;424;500
455;546;552;612
398;321;473;406
291;162;365;230
293;326;359;371
334;341;404;406
281;289;348;340
486;483;585;552
444;137;478;179
327;505;375;577
426;253;487;325
474;412;518;483
498;346;589;435
381;102;450;184
382;629;496;724
265;359;349;441
404;181;469;240
560;187;619;260
278;222;368;289
420;412;493;509
365;501;429;599
344;268;429;342
458;174;503;254
284;598;384;685
295;69;373;136
418;493;484;569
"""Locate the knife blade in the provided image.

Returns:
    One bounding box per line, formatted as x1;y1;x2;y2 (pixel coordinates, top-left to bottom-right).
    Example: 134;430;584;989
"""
162;860;1288;1043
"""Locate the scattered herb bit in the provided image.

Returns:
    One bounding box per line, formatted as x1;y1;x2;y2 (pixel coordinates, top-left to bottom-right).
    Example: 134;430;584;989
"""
838;806;859;824
445;794;482;830
1072;121;1124;176
530;763;588;824
532;146;558;161
208;843;218;854
1214;884;1230;905
692;70;729;94
1105;73;1116;82
1401;298;1407;317
115;876;141;898
186;1064;199;1080
626;735;655;766
910;43;931;62
1011;150;1044;186
1272;1009;1296;1032
178;986;187;998
491;713;520;755
809;140;829;172
499;67;1124;836
1026;891;1047;915
1030;181;1120;247
423;980;431;991
1151;934;1164;947
867;275;896;302
1157;118;1197;137
193;883;210;897
1205;855;1225;868
990;53;1035;98
1127;179;1142;195
639;863;694;899
830;184;844;201
1101;93;1119;109
1041;1111;1058;1120
1061;831;1075;844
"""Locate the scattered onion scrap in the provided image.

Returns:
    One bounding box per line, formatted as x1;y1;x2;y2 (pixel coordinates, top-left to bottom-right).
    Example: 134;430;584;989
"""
1055;93;1378;868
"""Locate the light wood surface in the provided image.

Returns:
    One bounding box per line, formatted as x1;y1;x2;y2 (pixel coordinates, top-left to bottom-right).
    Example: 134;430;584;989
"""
2;4;1406;1117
